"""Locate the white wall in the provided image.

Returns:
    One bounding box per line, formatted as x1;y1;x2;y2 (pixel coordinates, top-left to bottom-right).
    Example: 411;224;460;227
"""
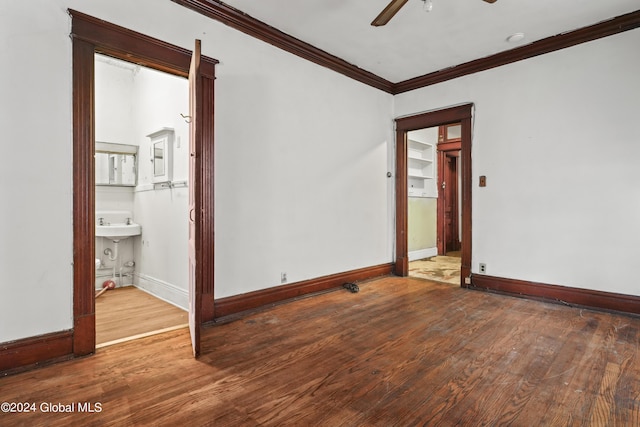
131;67;190;307
94;58;189;304
95;55;136;145
0;0;394;343
396;29;640;296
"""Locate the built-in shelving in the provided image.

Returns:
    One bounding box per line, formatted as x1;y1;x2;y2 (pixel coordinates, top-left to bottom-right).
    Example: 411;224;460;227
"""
408;139;434;197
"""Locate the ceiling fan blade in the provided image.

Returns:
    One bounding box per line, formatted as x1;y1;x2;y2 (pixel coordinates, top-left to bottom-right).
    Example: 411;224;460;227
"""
371;0;410;27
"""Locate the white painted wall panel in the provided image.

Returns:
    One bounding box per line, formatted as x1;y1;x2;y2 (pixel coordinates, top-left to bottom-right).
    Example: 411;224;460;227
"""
395;29;640;296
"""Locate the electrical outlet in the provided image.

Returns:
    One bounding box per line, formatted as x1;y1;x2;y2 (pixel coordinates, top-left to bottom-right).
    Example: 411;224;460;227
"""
281;272;287;283
479;263;487;273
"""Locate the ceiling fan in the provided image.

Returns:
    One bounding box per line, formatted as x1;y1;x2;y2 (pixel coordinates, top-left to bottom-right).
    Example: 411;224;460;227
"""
371;0;497;27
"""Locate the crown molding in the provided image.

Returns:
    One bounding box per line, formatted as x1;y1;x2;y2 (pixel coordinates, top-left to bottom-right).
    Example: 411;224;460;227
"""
69;9;218;79
393;9;640;94
171;0;395;93
172;2;640;95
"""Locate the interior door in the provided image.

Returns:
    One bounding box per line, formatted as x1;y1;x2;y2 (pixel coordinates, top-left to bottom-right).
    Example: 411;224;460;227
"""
444;152;460;253
188;39;203;357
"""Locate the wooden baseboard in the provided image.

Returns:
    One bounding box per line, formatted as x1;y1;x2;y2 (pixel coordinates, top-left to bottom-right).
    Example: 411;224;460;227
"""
0;330;74;376
471;274;640;316
214;263;394;319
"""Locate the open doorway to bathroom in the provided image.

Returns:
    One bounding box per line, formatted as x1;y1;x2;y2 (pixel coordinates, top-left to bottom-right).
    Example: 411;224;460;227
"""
71;10;216;357
395;104;472;286
93;54;191;347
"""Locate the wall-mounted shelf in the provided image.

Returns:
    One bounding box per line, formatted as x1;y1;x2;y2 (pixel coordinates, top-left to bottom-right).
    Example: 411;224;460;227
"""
408;139;434;197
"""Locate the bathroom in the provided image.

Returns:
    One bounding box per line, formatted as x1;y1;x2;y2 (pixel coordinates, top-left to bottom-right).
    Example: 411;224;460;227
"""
94;53;190;344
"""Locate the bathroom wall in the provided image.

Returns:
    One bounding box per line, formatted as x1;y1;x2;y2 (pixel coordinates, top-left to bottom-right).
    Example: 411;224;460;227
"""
94;55;137;289
1;0;394;343
95;56;189;307
396;28;640;296
131;66;190;309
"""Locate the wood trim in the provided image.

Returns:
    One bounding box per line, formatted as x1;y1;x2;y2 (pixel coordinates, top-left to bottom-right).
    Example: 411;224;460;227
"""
69;11;217;362
396;105;472;131
438;141;462;152
0;331;73;376
436;140;462;255
471;274;640;316
214;263;394;319
72;36;96;357
460;116;472;283
170;0;394;93
394;130;408;276
200;75;216;323
436;145;462;255
393;10;640;94
169;3;638;94
395;105;472;284
69;9;218;78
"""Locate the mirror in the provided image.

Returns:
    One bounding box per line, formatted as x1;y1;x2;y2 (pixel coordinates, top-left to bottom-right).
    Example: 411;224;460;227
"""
95;142;138;186
153;141;165;176
147;128;174;183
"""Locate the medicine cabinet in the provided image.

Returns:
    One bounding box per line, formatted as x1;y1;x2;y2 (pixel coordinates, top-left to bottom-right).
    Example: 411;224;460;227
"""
95;142;138;186
147;128;174;184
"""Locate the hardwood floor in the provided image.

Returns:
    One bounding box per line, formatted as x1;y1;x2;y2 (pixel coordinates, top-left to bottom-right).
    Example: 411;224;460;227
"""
96;287;188;346
2;276;640;426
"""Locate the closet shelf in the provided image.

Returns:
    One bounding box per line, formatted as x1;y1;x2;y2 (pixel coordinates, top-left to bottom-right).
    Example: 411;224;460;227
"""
408;155;433;163
409;173;430;179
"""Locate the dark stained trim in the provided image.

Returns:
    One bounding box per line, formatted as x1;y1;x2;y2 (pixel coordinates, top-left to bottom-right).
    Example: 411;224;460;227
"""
170;0;395;93
393;9;640;94
471;275;640;317
394;130;408;276
69;9;218;78
200;76;216;323
0;331;73;376
394;104;473;284
69;10;217;360
170;2;639;94
214;263;394;319
71;35;96;357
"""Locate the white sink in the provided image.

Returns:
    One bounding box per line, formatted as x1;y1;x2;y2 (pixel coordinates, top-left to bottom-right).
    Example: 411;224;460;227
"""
96;223;141;241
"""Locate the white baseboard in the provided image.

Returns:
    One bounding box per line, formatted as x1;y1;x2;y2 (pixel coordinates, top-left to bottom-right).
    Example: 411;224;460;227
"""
134;273;188;310
409;247;437;261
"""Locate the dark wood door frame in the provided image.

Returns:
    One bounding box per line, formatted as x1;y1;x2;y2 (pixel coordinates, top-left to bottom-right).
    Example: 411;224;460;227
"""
437;145;461;256
70;10;217;356
395;104;472;286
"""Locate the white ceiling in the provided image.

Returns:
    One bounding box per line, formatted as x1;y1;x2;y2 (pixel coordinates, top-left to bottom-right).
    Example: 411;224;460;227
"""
222;0;639;82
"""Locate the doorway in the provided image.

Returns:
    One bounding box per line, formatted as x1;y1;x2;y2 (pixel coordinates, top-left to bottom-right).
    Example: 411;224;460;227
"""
93;53;190;347
395;105;472;287
437;123;462;256
404;123;462;284
70;10;216;357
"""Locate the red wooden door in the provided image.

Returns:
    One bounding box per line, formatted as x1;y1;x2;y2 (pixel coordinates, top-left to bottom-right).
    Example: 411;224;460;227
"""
188;39;203;357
